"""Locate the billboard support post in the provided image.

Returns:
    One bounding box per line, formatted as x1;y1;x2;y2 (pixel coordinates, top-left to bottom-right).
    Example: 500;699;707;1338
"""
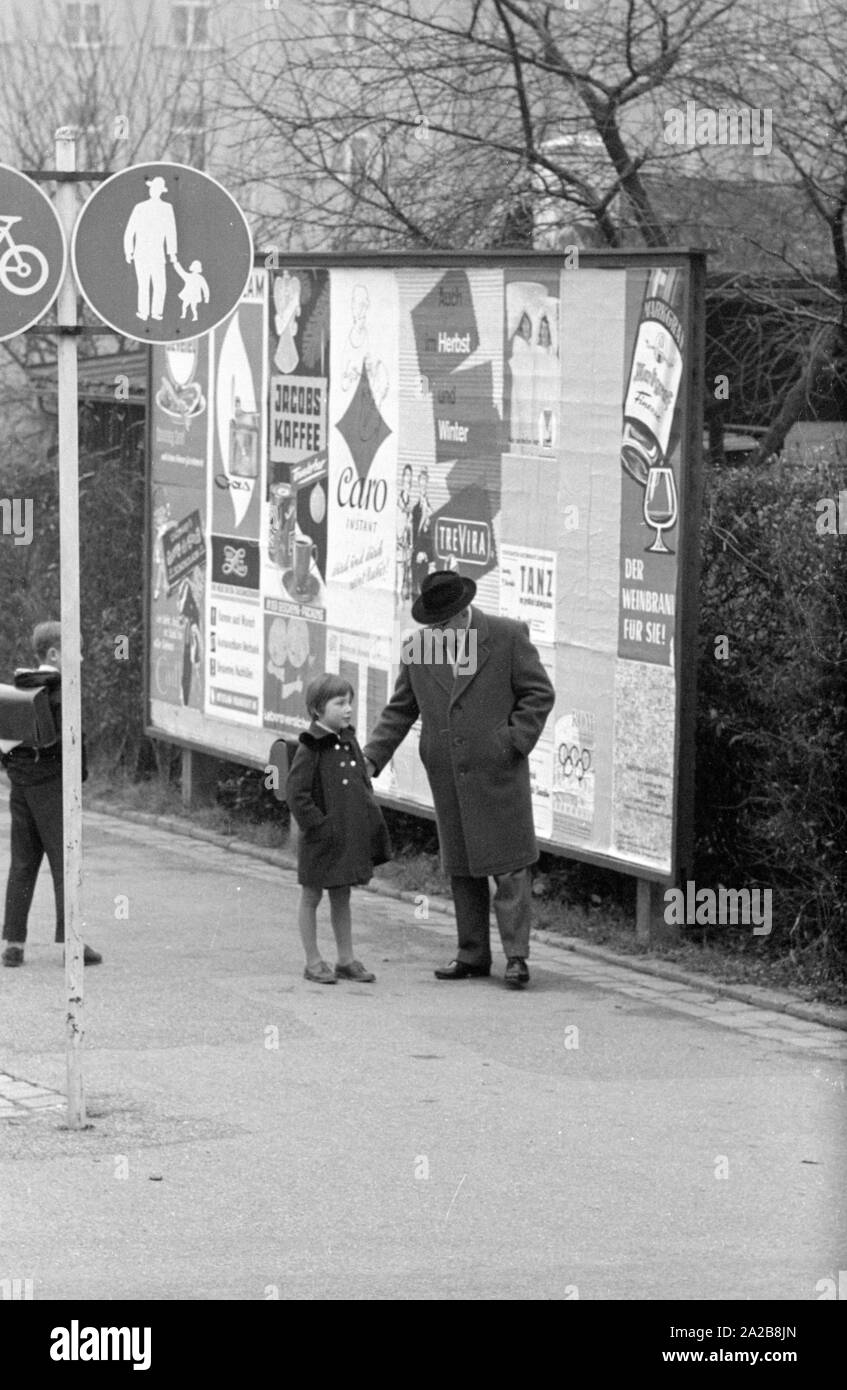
55;130;85;1128
181;749;219;809
636;878;666;943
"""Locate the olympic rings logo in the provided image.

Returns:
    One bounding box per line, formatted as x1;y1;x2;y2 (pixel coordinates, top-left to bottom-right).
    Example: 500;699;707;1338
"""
557;743;592;781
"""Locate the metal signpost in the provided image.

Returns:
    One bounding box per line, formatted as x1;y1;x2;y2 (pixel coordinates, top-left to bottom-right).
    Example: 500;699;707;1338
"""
7;140;254;1128
55;133;86;1127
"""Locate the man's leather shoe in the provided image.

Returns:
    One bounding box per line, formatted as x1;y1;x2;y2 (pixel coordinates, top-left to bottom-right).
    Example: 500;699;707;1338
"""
2;945;24;967
434;959;491;980
504;957;530;988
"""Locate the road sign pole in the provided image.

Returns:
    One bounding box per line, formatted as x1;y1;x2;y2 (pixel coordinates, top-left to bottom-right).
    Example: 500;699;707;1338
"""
55;130;85;1129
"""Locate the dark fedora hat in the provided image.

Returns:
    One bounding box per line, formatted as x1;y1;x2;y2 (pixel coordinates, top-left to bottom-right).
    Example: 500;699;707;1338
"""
411;569;477;624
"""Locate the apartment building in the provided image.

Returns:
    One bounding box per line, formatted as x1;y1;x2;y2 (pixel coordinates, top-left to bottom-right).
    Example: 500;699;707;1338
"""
0;0;364;244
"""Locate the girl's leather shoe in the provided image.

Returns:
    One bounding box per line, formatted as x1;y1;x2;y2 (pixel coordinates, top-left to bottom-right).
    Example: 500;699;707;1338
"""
335;959;376;982
304;961;337;983
504;957;530;988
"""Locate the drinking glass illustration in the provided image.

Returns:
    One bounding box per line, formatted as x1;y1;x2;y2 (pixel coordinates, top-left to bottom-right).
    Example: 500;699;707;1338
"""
293;537;318;593
643;466;678;554
167;340;197;390
269;482;295;569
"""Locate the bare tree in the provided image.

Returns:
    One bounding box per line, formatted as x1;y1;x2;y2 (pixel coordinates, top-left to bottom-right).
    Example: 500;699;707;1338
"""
215;0;846;458
0;0;210;385
688;0;847;459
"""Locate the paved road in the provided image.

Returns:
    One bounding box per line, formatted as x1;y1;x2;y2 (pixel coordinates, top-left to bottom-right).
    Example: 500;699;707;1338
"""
1;803;845;1300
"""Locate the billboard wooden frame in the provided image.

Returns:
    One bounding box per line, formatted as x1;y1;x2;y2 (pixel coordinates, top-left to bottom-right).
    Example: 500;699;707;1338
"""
144;247;707;887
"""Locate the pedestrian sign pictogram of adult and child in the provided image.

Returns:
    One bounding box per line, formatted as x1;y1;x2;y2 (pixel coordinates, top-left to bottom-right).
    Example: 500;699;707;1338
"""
71;160;253;345
123;174;209;323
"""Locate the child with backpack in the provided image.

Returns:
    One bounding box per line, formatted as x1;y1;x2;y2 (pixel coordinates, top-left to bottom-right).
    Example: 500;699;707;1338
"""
285;674;391;984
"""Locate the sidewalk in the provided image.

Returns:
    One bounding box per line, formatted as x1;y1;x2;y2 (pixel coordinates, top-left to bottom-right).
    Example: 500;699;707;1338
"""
1;798;845;1299
84;793;847;1033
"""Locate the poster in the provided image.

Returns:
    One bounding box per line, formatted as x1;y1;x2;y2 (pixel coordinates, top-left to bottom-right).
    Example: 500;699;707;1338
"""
611;660;675;872
268;266;329;467
326;269;398;634
552;708;596;841
149;481;207;712
325;627;392;740
151;335;209;484
395;267;503;627
209;270;266;542
263;608;326;734
149;335;211;717
504;269;560;456
266;267;330;614
617;266;685;668
528;646;556;839
499;544;556;645
205;269;266;726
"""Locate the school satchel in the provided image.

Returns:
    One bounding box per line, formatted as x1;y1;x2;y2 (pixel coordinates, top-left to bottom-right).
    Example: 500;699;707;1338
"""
266;738;291;803
0;682;58;748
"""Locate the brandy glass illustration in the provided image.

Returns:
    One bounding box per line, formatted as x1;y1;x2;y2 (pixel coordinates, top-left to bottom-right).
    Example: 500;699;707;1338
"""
643;465;678;553
167;339;197;390
158;339;203;421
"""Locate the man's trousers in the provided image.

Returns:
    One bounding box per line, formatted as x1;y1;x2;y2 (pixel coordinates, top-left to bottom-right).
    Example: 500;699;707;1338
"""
2;779;64;944
450;868;532;967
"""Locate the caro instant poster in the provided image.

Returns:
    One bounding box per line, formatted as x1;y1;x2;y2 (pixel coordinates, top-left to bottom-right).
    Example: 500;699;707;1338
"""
326;269;398;635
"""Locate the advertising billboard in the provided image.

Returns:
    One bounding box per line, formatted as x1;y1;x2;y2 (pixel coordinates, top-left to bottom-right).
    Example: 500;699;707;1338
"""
146;251;704;882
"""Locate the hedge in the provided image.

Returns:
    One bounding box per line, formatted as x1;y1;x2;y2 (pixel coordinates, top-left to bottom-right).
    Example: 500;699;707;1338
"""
1;426;844;976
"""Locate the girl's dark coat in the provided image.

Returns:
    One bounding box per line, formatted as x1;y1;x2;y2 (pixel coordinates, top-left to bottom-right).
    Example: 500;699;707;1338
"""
285;722;391;888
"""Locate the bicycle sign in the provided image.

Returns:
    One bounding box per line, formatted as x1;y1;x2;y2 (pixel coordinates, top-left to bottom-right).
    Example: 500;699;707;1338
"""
0;215;49;295
0;164;66;340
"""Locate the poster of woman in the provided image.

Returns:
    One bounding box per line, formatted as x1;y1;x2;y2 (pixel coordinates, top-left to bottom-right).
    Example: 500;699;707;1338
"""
505;278;560;454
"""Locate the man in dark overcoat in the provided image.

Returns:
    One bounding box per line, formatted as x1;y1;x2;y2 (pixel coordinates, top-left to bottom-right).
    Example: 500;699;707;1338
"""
364;570;555;988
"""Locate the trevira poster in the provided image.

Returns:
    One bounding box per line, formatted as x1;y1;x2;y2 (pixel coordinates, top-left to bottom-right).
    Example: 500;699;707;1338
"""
147;253;700;881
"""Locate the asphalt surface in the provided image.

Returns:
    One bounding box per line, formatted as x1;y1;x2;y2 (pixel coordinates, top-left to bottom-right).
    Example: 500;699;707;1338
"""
1;801;845;1300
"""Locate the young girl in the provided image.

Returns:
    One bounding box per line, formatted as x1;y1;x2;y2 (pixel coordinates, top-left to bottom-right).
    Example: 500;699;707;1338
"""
285;674;391;983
